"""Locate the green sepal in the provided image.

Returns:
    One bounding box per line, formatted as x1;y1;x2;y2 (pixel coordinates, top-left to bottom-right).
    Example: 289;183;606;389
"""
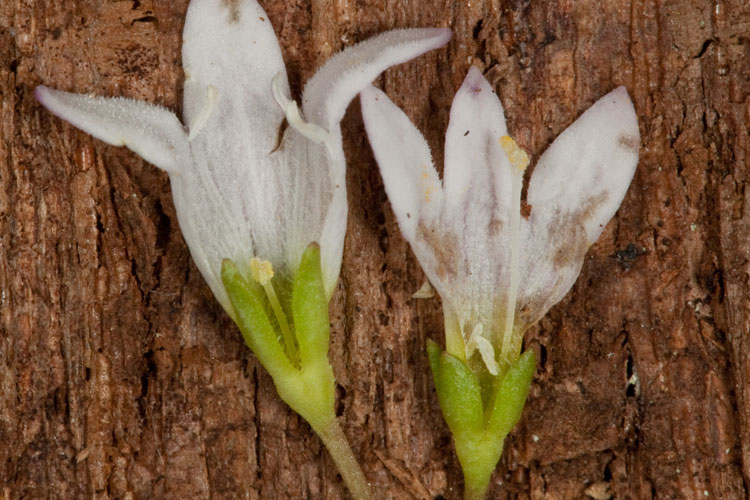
486;349;536;438
222;249;370;498
289;243;335;428
293;243;330;367
221;259;295;381
430;344;484;438
427;340;537;500
221;248;337;432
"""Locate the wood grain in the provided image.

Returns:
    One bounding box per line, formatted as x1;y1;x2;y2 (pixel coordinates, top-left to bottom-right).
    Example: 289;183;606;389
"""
1;0;749;498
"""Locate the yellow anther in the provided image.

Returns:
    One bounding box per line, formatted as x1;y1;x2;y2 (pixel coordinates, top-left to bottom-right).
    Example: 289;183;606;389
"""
250;257;274;285
499;135;530;172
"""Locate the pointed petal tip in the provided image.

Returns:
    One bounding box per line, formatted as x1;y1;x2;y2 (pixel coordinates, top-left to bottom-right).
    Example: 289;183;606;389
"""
424;26;452;46
34;85;62;114
464;65;484;82
611;85;631;99
33;85;83;125
34;85;48;103
389;27;451;48
302;27;451;128
458;66;494;97
605;86;636;113
591;86;638;140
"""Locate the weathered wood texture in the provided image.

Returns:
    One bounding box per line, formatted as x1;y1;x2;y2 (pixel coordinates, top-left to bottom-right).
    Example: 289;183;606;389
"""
2;0;749;498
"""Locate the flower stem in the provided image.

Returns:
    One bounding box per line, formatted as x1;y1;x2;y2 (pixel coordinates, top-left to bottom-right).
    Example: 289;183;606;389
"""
463;466;496;500
314;418;373;500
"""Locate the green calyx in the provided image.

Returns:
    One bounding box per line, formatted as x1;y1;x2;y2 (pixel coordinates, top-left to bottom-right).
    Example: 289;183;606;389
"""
427;340;536;500
221;243;335;432
222;243;373;500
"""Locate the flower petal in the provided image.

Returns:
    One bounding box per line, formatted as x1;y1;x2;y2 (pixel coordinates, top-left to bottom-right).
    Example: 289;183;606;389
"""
517;86;640;326
181;0;287;151
284;26;449;297
291;27;451;294
360;84;441;242
35;86;190;173
440;68;515;337
443;67;511;216
270;133;348;299
176;0;292;304
302;28;451;131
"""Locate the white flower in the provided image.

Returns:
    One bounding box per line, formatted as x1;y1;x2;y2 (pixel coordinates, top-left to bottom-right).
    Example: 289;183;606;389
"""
361;67;639;374
36;0;451;313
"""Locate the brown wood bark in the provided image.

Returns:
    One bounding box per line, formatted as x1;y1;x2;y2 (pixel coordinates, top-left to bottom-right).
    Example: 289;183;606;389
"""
2;0;749;498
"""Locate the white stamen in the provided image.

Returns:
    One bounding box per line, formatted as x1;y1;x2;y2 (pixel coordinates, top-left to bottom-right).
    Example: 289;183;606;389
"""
271;72;330;145
188;85;219;141
465;323;499;375
498;135;529;361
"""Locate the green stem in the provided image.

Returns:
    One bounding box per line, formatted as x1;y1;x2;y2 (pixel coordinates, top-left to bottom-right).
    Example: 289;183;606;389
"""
314;418;373;500
463;464;496;500
454;432;505;500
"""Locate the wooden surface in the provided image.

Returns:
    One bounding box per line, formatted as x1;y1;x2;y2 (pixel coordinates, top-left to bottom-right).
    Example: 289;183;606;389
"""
2;0;750;498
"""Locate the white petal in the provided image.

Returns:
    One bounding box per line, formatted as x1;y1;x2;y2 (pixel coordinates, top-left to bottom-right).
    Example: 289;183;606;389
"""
35;86;189;173
295;28;452;291
526;87;639;244
443;66;510;214
440;68;515;331
306;28;449;297
517;86;640;326
272;133;348;299
181;0;287;156
302;28;451;131
362;83;468;329
175;0;290;305
360;85;441;242
316;174;347;298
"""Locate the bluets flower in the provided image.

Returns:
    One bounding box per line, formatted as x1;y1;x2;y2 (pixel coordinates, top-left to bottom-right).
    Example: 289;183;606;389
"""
361;67;639;500
36;1;451;498
36;0;451;315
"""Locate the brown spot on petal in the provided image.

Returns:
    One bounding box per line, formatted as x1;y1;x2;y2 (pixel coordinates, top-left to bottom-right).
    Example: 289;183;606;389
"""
488;218;503;236
547;191;609;287
618;134;640;154
551;219;588;269
417;221;458;280
577;191;610;235
222;0;241;23
516;193;607;331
